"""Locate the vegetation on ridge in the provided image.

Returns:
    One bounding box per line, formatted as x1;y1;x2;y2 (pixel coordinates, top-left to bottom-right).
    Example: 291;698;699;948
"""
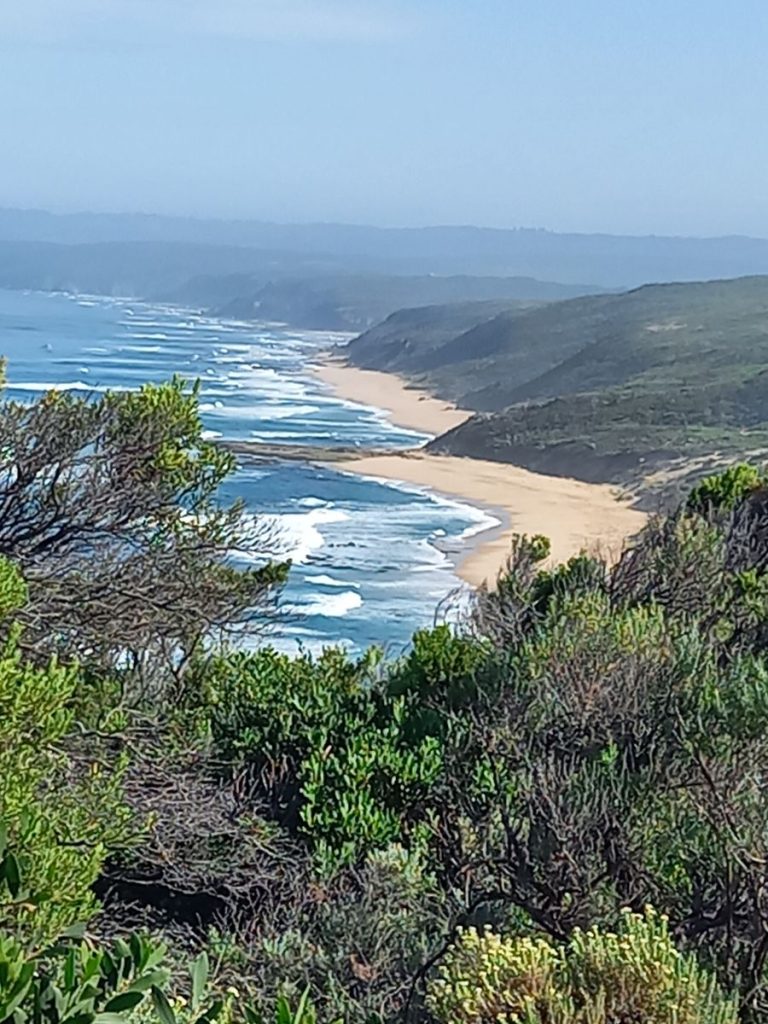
345;276;768;484
6;371;768;1021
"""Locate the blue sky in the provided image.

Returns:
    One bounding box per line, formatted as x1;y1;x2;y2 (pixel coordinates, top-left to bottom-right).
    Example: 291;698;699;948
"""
1;0;767;235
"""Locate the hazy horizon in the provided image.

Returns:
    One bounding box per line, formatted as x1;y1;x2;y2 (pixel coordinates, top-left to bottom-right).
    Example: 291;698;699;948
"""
5;204;768;243
2;0;767;237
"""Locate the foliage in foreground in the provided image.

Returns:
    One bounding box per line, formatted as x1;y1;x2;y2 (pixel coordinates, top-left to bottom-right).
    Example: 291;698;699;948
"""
6;367;768;1023
0;374;287;695
0;557;132;946
427;908;737;1024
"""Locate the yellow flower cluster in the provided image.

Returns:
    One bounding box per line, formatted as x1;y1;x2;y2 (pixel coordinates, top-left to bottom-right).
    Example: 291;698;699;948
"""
426;926;567;1024
425;909;738;1024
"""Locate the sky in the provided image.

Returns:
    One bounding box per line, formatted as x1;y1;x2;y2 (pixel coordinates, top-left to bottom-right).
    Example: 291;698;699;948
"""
1;0;767;236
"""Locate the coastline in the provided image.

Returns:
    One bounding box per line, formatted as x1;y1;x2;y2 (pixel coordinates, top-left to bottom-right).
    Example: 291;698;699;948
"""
312;358;470;436
332;453;647;587
313;356;648;586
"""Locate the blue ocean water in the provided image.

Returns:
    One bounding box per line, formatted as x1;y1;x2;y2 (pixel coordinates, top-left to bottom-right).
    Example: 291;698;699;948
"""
0;290;497;655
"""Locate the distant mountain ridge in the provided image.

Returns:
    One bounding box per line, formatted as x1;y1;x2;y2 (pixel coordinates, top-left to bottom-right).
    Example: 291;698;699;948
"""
4;208;768;286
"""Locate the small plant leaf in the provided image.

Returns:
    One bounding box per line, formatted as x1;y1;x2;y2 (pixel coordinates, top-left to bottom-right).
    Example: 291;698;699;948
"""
151;986;177;1024
3;854;21;898
190;951;209;1010
104;991;146;1014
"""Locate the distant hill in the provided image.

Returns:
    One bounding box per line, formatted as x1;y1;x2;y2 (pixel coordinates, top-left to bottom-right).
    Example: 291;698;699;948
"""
208;275;597;330
0;239;601;330
344;276;768;484
0;240;349;298
5;208;768;287
337;300;534;368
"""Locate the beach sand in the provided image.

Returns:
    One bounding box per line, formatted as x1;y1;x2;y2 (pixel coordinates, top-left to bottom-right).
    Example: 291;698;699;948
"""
314;358;648;586
313;359;470;435
333;453;647;587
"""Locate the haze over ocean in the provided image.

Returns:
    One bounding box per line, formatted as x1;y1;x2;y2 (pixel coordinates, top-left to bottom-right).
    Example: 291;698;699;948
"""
0;289;497;654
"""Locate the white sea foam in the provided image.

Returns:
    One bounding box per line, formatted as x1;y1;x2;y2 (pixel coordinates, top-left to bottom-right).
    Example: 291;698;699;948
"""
458;513;501;541
248;430;335;441
284;590;362;618
411;551;452;572
307;574;361;590
8;380;129;393
238;507;350;566
230;380;312;403
297;497;328;508
247;404;321;421
212;344;250;355
342;471;500;547
126;332;169;341
118;320;167;328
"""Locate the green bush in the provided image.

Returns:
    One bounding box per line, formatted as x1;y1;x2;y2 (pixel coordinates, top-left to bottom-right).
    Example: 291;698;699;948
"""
0;560;133;944
386;625;491;706
181;644;447;871
0;927;171;1024
686;462;764;514
0;837;200;1024
427;909;738;1024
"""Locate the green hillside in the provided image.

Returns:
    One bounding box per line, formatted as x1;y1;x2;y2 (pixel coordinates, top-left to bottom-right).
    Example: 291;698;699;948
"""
345;276;768;482
333;298;539;362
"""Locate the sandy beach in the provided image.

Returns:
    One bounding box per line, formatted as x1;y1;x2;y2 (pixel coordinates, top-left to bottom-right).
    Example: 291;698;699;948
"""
315;357;648;586
313;359;470;435
333;452;647;587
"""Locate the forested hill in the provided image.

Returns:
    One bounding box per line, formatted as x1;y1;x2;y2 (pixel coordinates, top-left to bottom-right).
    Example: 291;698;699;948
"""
343;275;768;483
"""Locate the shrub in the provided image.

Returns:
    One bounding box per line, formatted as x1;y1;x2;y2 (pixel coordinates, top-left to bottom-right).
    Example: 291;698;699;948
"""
427;927;563;1023
386;625;492;706
181;646;447;871
0;559;134;944
0;928;172;1024
686;462;764;514
427;909;738;1024
0;377;287;696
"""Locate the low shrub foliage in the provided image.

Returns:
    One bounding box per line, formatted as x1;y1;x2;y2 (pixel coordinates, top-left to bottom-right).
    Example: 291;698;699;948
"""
4;370;768;1023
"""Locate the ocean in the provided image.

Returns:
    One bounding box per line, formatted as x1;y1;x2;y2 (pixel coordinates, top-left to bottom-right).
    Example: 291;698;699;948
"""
0;289;498;655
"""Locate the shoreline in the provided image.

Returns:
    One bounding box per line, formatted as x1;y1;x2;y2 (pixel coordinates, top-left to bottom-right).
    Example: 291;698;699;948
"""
331;452;647;587
312;356;648;586
312;357;470;436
